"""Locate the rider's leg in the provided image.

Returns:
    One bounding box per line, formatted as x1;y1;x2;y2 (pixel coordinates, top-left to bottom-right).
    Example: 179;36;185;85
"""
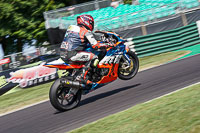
70;51;98;63
69;51;98;90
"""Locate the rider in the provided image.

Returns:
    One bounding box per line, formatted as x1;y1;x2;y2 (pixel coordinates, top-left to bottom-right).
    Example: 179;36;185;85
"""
60;14;111;89
60;14;110;66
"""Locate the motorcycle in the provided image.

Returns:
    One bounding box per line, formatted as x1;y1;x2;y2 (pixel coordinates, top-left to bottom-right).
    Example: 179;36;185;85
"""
44;31;139;111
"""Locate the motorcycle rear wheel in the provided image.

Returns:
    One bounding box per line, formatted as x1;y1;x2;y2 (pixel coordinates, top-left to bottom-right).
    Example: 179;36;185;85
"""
49;79;82;112
118;51;139;80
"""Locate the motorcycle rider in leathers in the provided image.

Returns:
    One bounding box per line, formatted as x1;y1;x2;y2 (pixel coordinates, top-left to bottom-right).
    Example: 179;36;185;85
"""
60;14;112;97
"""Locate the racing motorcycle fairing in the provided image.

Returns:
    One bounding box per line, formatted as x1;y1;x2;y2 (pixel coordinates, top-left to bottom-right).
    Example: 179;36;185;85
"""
44;63;86;70
81;39;130;93
45;30;130;82
46;30;139;112
45;31;131;90
97;63;119;83
82;63;119;95
44;58;86;70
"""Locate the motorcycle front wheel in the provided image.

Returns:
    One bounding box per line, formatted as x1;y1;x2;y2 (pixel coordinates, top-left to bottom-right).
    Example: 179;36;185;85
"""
118;51;139;80
49;79;82;112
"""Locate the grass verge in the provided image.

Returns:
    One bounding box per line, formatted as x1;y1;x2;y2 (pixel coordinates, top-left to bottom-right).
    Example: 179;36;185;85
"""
70;83;200;133
0;50;189;114
0;82;53;114
139;50;190;71
19;61;43;68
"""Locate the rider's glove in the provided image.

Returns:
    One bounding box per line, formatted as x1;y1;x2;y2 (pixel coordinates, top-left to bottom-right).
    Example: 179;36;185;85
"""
92;43;110;50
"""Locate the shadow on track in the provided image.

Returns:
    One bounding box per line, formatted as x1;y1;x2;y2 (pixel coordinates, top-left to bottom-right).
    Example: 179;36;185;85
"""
54;83;141;114
79;83;141;106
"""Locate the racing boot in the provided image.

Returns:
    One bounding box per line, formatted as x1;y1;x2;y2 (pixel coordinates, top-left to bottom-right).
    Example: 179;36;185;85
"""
91;58;99;68
75;58;99;90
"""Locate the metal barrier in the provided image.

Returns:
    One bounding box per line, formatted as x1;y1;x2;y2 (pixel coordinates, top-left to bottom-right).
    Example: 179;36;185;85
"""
0;45;60;72
128;22;200;57
44;0;200;31
1;22;200;71
44;0;115;29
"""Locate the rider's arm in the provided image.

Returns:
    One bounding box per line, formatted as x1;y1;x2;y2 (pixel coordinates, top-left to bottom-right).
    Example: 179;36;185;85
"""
85;31;111;50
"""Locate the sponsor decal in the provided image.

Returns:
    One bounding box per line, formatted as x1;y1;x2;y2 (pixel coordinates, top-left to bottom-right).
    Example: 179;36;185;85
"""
9;61;21;69
99;55;121;64
0;58;10;65
8;64;57;88
60;42;69;50
0;76;7;87
0;74;18;96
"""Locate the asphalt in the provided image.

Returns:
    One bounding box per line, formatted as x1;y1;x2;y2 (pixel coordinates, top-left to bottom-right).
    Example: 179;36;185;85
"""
0;54;200;133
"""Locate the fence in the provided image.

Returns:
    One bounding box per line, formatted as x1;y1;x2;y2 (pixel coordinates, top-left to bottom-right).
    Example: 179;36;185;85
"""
44;0;200;31
0;45;60;72
1;22;200;71
44;0;115;29
129;22;200;57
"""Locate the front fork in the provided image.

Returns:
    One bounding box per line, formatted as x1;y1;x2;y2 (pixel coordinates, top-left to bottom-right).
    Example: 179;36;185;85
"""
121;50;131;68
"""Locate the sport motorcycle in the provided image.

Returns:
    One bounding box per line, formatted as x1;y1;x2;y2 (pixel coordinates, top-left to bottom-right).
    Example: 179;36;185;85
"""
44;31;139;111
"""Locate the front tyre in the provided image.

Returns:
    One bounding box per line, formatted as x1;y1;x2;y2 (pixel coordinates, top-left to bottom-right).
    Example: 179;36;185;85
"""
118;51;139;80
49;79;82;112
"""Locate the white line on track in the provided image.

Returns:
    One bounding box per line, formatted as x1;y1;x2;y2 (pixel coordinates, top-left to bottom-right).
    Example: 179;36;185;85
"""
143;82;200;104
0;99;49;117
84;82;200;127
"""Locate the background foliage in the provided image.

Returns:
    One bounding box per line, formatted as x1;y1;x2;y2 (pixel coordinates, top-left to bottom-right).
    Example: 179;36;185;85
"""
0;0;92;55
0;0;128;55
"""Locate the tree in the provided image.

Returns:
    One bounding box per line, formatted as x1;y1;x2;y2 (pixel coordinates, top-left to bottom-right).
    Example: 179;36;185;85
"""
124;0;133;4
0;0;64;55
0;0;94;55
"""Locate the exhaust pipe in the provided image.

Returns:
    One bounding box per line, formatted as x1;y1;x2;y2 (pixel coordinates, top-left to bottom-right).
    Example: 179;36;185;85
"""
60;78;85;89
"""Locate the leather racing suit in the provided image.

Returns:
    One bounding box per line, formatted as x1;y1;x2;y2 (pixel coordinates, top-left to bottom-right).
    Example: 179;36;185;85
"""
60;25;106;63
60;25;111;96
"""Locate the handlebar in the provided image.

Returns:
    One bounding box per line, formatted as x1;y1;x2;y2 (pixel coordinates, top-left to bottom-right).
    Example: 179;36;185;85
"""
95;30;126;43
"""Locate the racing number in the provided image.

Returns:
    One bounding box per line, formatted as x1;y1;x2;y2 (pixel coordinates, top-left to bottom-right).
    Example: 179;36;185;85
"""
60;42;69;50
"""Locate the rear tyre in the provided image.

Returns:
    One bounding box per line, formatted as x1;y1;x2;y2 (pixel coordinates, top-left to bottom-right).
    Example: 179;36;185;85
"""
49;79;82;112
118;51;139;80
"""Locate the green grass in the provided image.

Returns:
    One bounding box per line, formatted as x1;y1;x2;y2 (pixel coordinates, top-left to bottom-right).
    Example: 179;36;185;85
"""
0;50;189;114
175;44;200;60
0;75;7;87
70;83;200;133
0;82;53;114
139;50;189;71
19;61;43;68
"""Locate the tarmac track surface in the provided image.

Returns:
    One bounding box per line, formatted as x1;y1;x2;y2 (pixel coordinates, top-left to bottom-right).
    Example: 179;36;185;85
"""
0;54;200;133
